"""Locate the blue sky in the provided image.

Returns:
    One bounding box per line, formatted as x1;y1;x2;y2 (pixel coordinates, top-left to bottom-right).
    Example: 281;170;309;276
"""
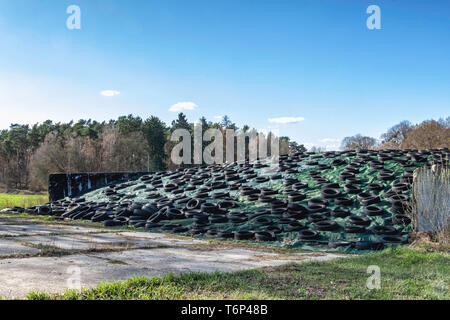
0;0;449;150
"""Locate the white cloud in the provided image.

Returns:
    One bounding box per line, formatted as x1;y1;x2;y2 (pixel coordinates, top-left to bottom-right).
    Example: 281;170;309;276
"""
213;115;222;120
268;117;305;124
169;102;198;112
100;90;120;97
319;138;340;143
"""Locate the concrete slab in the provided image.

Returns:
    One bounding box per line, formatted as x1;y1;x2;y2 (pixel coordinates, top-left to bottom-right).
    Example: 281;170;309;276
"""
0;239;40;255
17;232;207;251
0;224;61;236
0;219;346;299
0;224;99;237
16;234;122;251
69;233;153;249
0;247;343;299
117;231;208;246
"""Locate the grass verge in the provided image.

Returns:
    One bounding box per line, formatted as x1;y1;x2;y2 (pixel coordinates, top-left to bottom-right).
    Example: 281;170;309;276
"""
0;193;48;210
25;245;449;300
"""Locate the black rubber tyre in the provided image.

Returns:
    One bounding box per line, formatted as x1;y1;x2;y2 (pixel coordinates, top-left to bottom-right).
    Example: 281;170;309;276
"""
288;192;307;202
332;159;347;166
344;225;366;233
313;220;339;231
260;188;278;196
166;208;185;220
345;178;363;185
360;195;381;206
391;183;410;193
254;176;269;183
240;186;259;196
348;216;371;226
283;210;307;220
271;200;287;209
255;231;276;241
217;231;234;239
298;229;320;240
171;226;189;233
208;214;228;224
377;173;395;181
188;227;207;235
390;204;406;214
380;235;407;243
355;241;384;251
113;216;129;224
307;204;327;213
233;230;254;240
230;216;247;224
270;208;285;215
366;183;384;192
201;203;220;214
249;209;271;220
258;195;275;203
186;198;202;210
328;241;352;249
37;205;52;215
277;217;297;224
344;184;361;194
334;197;353;206
371;225;398;235
266;224;284;233
133;221;146;229
219;200;238;209
308;213;328;223
145;222;162;229
307;198;328;207
321;188;342;199
253;216;273;226
339;172;355;181
270;173;282;180
322;183;340;189
91;211;109;222
104;219;121;227
331;208;351;218
161;224;181;231
286;221;307;232
392;214;411;225
364;206;385;216
388;194;409;202
292;182;308;190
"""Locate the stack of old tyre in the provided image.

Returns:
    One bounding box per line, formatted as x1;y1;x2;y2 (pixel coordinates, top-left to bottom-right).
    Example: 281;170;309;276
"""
14;148;449;251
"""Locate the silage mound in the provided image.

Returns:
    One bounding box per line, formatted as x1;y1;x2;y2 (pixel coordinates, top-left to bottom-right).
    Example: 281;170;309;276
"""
13;149;449;253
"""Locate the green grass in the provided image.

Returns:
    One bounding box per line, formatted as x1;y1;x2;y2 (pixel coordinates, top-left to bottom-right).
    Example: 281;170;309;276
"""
25;245;449;300
0;193;48;210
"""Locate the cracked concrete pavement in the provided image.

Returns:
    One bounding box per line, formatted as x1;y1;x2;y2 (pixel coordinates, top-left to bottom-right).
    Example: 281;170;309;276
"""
0;215;345;299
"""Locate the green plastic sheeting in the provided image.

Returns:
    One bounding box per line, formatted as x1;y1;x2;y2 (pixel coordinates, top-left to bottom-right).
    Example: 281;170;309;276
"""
75;152;432;254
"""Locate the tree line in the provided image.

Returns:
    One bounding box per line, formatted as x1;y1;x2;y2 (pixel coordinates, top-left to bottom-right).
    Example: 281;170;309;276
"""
0;113;304;192
341;118;450;151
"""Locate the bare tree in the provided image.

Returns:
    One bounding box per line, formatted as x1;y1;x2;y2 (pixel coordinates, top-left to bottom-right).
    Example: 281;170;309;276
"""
402;120;449;149
380;120;413;149
340;134;377;151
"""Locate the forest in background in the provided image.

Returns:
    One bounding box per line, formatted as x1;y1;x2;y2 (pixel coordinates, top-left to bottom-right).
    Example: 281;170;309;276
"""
0;113;448;192
0;113;304;191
